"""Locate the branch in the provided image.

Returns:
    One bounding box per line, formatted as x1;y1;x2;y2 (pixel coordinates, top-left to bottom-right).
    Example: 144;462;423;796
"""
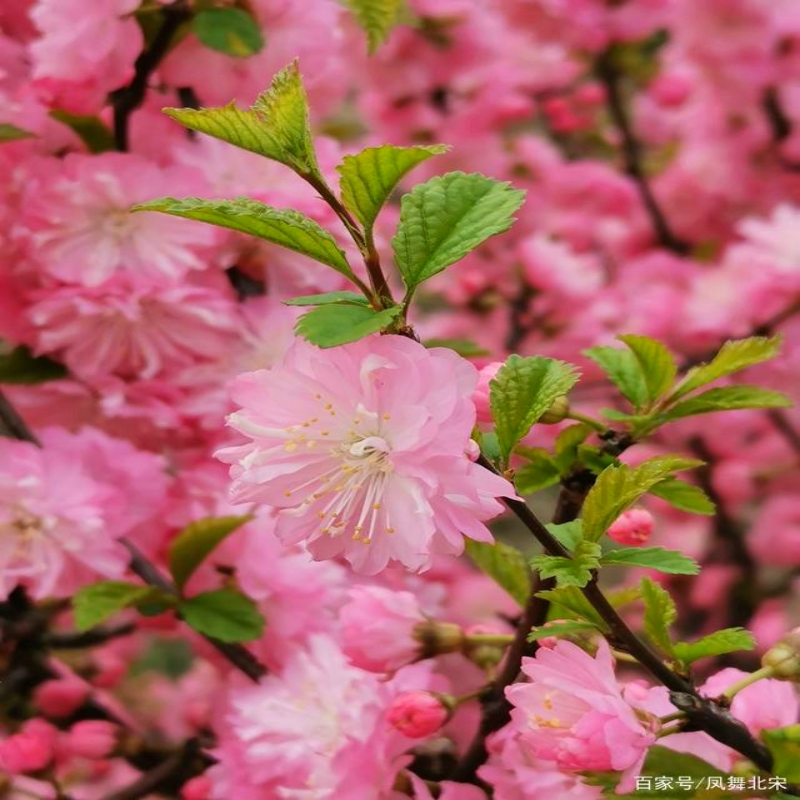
110;2;191;151
595;50;690;255
0;389;39;444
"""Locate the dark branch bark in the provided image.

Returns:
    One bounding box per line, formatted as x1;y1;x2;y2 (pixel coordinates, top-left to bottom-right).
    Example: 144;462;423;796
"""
595;50;690;255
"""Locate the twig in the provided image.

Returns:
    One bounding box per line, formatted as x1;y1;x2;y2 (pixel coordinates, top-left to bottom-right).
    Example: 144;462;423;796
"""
768;409;800;456
111;2;191;151
44;623;136;649
0;389;39;444
595;50;690;255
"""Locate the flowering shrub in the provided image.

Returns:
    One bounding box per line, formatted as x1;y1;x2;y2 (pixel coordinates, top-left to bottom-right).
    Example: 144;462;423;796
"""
2;1;800;798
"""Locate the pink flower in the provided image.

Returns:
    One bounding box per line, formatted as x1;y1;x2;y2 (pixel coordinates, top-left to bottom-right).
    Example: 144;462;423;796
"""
0;434;130;600
607;508;655;546
208;636;436;798
34;674;90;718
505;640;656;788
29;276;240;381
16;152;216;287
386;691;449;738
216;335;514;574
473;361;503;425
340;584;426;672
63;721;118;760
0;719;58;774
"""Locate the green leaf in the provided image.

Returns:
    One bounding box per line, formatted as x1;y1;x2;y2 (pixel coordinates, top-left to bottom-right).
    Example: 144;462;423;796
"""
762;725;800;781
73;581;165;631
490;355;579;465
179;589;265;643
193;8;264;58
132;197;356;280
49;111;114;153
600;546;700;575
640;577;676;655
660;386;792;421
553;423;592;473
464;539;531;607
0;123;34;143
514;451;561;494
581;456;703;542
284;291;369;307
617;334;678;406
650;477;715;515
163;61;320;177
583;345;648;408
545;521;583;551
342;0;405;53
530;540;601;588
0;344;67;384
671;335;783;400
338;144;449;233
295;304;402;347
423;338;489;357
536;586;609;630
392;171;526;291
673;628;755;665
168;515;252;591
527;619;597;642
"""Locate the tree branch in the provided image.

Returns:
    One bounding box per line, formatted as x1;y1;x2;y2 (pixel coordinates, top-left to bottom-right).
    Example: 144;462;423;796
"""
595;50;690;255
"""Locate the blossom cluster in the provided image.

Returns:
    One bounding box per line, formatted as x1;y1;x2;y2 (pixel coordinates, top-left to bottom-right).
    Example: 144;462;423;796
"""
1;0;800;798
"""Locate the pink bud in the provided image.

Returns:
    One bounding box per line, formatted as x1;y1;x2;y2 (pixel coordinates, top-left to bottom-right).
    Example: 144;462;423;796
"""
649;73;691;108
182;775;212;800
0;719;57;774
575;83;605;107
473;362;503;425
386;691;449;739
607;508;654;546
64;721;117;760
35;674;90;718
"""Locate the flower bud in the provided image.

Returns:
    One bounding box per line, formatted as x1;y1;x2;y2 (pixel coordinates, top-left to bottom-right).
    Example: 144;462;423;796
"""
539;395;570;424
607;508;654;546
473;362;503;425
0;719;57;774
762;628;800;680
182;775;212;800
386;691;451;738
413;621;465;658
65;720;118;759
34;673;90;718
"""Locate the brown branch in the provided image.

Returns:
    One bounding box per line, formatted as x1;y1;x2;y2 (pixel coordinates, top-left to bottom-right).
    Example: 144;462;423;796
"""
0;389;39;444
595;50;690;255
110;2;191;151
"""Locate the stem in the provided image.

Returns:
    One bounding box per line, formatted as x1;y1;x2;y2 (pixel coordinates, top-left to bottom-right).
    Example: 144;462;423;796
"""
111;2;191;151
659;711;686;724
463;633;515;647
566;411;608;433
595;49;690;255
721;665;776;700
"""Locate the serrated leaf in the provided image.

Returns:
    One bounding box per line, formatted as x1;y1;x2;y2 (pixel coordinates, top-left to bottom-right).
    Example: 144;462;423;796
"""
193;8;264;58
338;144;448;233
762;725;800;781
514;452;561;494
618;334;677;406
295;304;402;347
527;619;597;642
132;197;356;280
179;589;265;643
584;345;648;408
600;546;700;575
671;336;783;400
168;515;252;591
660;386;792;421
73;581;165;632
393;171;526;291
581;456;703;542
343;0;405;53
536;587;609;630
0;123;34;143
640;577;676;656
423;338;489;357
650;477;715;515
284;291;369;307
464;539;531;607
531;540;601;588
553;422;592;473
545;521;582;552
673;628;755;665
49;111;114;153
0;344;67;384
163;61;319;177
490;355;579;465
